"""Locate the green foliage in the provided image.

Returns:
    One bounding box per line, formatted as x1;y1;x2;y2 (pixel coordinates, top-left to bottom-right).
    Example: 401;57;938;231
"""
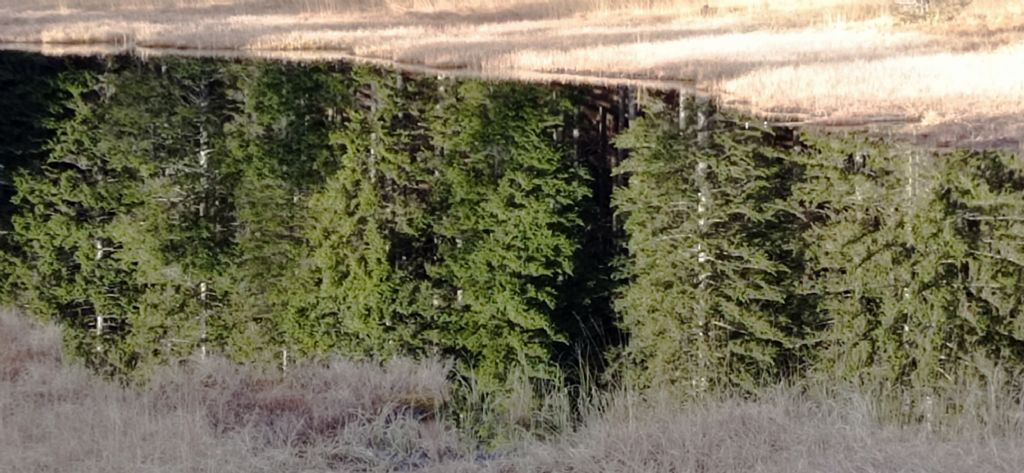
11;58;249;374
790;136;1024;395
220;62;354;363
2;55;590;387
792;136;940;388
10;65;148;374
429;81;587;388
0;53;67;304
6;52;1024;405
614;98;805;393
939;149;1024;370
110;59;240;372
290;67;438;358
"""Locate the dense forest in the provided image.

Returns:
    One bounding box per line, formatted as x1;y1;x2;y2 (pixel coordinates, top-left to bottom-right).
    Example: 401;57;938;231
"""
1;52;1023;410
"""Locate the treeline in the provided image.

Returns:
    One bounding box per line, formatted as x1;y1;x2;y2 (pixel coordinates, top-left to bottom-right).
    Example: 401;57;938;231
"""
1;54;1023;402
0;56;605;390
616;97;1024;399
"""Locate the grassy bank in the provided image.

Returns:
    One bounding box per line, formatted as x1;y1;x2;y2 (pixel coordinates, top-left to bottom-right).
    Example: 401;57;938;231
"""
1;0;1023;148
4;308;1024;473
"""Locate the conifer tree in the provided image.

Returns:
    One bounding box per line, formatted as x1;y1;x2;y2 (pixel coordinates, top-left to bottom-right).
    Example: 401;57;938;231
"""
0;53;65;303
219;62;354;363
105;59;239;369
792;135;990;394
11;57;241;371
937;149;1024;378
614;98;804;393
289;67;438;359
429;80;587;387
10;63;150;373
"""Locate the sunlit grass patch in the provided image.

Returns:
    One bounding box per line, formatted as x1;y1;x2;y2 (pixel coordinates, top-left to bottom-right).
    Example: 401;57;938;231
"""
2;0;1022;146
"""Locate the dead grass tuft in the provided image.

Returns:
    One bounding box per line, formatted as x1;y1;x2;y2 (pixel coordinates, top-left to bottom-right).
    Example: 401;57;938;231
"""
0;309;63;382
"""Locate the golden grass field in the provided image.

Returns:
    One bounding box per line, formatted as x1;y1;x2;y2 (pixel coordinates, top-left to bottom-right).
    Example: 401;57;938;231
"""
1;0;1022;148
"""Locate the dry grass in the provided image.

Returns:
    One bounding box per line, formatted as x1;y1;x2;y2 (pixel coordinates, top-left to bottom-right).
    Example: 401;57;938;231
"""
1;0;1022;147
0;309;467;473
500;388;1024;473
6;307;1024;472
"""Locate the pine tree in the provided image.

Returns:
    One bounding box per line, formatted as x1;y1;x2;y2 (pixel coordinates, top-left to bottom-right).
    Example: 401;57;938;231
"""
289;67;439;359
936;149;1024;379
219;62;354;363
10;62;151;374
11;57;242;372
429;80;588;388
103;58;240;370
614;97;804;393
792;135;989;397
0;53;66;304
897;148;1024;391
